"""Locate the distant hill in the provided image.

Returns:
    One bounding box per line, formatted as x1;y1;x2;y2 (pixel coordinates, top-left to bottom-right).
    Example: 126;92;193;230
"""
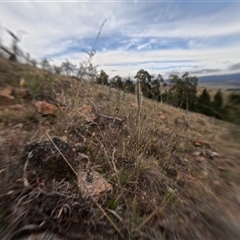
198;73;240;86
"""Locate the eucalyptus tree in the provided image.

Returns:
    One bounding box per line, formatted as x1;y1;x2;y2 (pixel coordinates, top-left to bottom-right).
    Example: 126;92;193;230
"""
96;70;109;85
135;69;152;98
151;73;164;101
110;75;123;89
61;59;76;76
166;72;198;110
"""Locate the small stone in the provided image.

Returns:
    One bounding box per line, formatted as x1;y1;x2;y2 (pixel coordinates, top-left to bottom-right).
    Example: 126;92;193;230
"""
59;136;67;142
131;103;138;108
19;78;25;87
213;180;221;186
193;151;202;157
13;88;31;99
210;151;220;158
217;166;227;171
192;138;208;147
196;156;206;162
77;104;96;122
160;114;167;120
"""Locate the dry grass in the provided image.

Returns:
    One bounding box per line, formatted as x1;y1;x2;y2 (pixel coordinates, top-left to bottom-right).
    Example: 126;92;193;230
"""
1;58;240;239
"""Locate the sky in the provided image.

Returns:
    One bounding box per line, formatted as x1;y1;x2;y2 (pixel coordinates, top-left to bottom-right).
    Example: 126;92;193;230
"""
0;0;240;79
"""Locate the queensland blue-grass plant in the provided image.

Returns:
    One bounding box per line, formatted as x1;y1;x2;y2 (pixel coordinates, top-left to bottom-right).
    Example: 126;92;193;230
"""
135;74;143;146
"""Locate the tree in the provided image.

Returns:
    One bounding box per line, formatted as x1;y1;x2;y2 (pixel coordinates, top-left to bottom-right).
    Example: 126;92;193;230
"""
227;93;240;105
30;59;37;67
96;70;109;85
135;69;152;83
0;29;27;62
223;93;240;124
110;75;123;89
53;65;62;75
77;51;98;81
151;74;164;101
41;58;52;72
167;74;185;108
61;59;76;76
0;30;18;61
213;89;223;110
181;72;198;111
197;88;214;116
123;77;135;93
198;88;211;106
164;72;198;110
135;69;152;98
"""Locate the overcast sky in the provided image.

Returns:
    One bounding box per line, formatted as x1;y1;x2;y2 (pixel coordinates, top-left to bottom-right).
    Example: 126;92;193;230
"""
0;0;240;79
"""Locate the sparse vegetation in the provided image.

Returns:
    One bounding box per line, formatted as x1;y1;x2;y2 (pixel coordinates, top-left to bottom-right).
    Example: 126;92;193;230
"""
0;24;240;240
1;57;240;239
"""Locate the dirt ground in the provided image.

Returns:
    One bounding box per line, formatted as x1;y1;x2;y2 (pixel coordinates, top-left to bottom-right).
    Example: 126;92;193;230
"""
1;58;240;240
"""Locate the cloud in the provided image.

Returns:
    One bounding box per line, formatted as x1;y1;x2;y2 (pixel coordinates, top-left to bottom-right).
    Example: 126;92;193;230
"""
228;63;240;71
0;1;240;78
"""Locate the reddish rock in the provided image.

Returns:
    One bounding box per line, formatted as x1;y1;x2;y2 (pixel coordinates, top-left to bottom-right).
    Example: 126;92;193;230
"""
77;104;96;122
191;138;209;147
160;114;167;120
0;87;15;106
34;101;58;116
131;103;138;108
0;87;14;96
77;104;92;114
78;169;112;201
13;88;31;99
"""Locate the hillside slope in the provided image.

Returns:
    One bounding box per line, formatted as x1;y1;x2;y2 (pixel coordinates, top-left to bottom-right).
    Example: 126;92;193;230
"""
0;58;240;240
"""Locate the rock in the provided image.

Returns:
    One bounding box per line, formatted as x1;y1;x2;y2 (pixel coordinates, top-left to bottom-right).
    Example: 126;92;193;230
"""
0;87;15;106
196;156;206;162
19;78;25;87
0;93;15;106
98;92;109;100
191;138;210;148
205;150;220;160
209;151;220;159
34;101;58;116
213;180;221;186
34;85;57;102
192;151;202;157
0;87;14;96
160;114;167;120
217;166;227;171
78;169;112;201
8;104;26;111
193;150;220;160
77;104;92;114
21;137;77;182
0;87;31;106
131;103;138;108
13;88;31;99
77;104;96;122
58;80;72;89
